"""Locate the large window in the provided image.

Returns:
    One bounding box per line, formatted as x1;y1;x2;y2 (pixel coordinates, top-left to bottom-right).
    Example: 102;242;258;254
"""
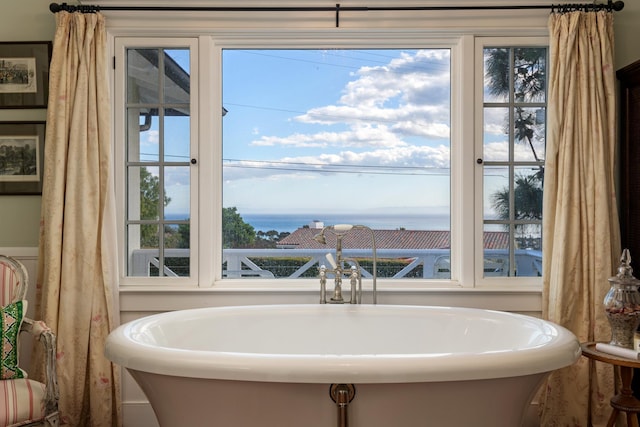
115;35;546;288
222;49;452;280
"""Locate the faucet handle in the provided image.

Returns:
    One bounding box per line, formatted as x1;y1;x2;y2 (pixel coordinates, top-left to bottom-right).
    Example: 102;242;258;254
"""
325;253;337;269
333;224;354;233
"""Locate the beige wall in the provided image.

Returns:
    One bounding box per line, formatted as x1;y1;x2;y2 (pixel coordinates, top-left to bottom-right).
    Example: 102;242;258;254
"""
0;0;54;247
0;1;639;248
614;2;640;69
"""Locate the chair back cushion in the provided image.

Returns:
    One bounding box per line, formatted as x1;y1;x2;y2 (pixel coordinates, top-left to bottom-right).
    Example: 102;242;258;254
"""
0;257;27;307
0;300;27;379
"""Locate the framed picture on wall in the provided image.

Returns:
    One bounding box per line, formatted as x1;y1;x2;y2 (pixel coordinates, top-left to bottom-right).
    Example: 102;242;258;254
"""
0;121;45;195
0;42;52;108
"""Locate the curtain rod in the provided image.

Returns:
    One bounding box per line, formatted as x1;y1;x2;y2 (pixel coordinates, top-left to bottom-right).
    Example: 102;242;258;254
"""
49;1;625;27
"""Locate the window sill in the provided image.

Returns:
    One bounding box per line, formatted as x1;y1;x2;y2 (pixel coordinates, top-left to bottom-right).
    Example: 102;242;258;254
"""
118;284;542;314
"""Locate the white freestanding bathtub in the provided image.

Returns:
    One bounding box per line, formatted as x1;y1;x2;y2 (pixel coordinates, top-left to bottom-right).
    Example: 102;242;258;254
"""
105;304;580;427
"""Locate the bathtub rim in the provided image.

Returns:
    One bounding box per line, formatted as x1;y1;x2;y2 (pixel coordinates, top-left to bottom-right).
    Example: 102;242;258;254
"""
105;304;581;384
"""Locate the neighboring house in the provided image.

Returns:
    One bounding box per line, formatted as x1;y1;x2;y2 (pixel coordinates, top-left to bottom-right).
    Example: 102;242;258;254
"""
276;226;525;277
277;227;509;250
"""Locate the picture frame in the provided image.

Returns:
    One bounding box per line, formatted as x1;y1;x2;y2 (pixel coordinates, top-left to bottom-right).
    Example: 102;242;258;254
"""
0;122;46;195
0;42;52;108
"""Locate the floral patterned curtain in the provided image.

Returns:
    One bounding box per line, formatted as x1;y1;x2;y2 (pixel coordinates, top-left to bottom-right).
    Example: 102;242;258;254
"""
540;9;620;426
33;11;121;427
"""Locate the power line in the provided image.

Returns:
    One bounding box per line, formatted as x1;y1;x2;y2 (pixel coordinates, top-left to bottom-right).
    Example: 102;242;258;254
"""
223;164;445;176
224;158;444;171
223;158;449;176
231;49;450;74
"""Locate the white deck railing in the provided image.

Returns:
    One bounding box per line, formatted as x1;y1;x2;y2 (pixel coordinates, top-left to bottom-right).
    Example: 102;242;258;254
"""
130;248;543;278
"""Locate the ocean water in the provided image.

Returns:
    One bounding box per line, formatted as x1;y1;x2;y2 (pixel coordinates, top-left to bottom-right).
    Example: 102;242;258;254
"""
165;212;452;232
242;213;450;233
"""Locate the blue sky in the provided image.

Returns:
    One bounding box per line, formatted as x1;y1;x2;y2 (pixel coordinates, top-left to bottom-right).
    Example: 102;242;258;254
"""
220;49;452;219
149;48;545;225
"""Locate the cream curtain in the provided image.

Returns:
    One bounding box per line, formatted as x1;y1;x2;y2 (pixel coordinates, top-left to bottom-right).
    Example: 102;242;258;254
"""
33;11;121;427
539;10;620;427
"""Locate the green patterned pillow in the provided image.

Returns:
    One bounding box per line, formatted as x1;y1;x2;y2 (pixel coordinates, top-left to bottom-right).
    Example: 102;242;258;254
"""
1;300;27;379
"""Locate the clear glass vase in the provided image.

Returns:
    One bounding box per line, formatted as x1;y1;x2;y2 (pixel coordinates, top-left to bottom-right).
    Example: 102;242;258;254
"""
603;249;640;348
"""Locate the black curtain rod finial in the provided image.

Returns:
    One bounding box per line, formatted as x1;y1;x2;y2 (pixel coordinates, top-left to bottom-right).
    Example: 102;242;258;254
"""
612;0;625;11
49;2;63;13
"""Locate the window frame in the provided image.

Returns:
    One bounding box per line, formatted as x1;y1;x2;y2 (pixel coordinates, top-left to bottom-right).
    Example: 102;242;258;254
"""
114;37;200;287
473;37;548;289
112;31;547;293
210;34;467;291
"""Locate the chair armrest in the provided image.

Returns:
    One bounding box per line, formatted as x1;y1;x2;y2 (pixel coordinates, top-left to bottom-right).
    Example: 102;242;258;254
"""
21;317;60;415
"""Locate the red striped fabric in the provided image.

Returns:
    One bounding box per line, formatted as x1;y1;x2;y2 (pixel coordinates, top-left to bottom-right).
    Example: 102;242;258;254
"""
0;264;19;307
0;379;46;426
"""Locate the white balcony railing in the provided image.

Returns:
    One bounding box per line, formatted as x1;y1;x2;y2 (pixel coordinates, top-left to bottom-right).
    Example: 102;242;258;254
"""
130;248;543;278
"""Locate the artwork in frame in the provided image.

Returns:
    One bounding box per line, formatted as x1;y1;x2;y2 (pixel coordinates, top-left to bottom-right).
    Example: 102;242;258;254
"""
0;122;45;195
0;42;52;108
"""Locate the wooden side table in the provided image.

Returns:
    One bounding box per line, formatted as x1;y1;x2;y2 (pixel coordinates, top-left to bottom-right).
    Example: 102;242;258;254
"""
581;342;640;427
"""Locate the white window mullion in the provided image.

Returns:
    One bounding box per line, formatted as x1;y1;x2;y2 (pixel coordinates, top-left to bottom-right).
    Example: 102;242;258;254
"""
453;34;475;288
198;35;216;287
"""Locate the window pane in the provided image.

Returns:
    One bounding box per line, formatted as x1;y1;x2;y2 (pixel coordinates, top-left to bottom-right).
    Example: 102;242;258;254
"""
513;47;546;102
164;166;190;220
128;107;159;162
127;166;161;221
483;48;509;103
127;223;159;276
513;166;543;223
128;49;160;104
483;107;509;162
164;49;190;103
484;165;508;222
164;224;190;276
222;49;451;280
164;114;190;162
513;107;545;162
483;224;509;277
517;223;542;277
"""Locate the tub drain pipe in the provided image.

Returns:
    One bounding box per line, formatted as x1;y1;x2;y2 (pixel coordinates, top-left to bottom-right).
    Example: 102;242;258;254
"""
330;384;356;427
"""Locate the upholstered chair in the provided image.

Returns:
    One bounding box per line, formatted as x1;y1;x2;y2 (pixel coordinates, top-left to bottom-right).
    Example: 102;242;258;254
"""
0;255;59;427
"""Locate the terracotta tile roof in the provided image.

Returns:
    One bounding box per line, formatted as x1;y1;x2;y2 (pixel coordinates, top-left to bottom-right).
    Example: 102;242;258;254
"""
277;228;509;249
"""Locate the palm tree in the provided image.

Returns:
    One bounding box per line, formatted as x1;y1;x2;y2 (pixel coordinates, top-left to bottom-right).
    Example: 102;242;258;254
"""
486;47;546;102
486;47;546;166
485;47;546;221
492;174;543;220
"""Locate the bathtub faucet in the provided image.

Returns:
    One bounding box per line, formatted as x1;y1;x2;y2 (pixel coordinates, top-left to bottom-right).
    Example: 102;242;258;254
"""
314;224;377;304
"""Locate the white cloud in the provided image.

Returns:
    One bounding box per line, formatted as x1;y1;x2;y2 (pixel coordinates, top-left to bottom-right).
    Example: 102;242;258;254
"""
143;129;159;144
228;49;453;183
483;140;545;162
223;144;450;182
290;50;451;144
483;109;507;135
251;124;407;149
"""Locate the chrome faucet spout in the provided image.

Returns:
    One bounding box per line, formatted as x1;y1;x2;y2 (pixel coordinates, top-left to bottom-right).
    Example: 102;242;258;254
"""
316;224;377;304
